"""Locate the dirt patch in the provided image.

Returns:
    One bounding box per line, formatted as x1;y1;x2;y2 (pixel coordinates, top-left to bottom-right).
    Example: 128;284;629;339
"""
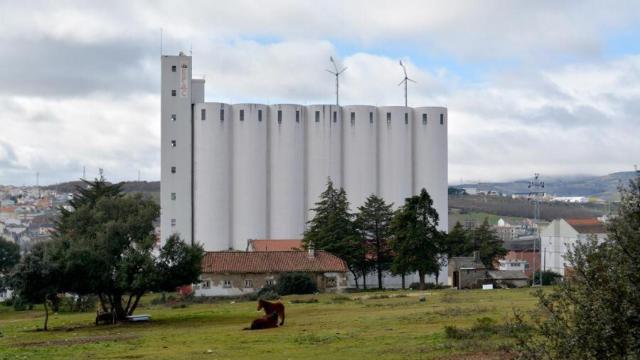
14;334;139;348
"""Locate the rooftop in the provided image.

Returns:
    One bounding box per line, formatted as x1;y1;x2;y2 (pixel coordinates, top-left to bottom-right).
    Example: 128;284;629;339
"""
566;218;607;234
247;239;303;252
202;250;348;274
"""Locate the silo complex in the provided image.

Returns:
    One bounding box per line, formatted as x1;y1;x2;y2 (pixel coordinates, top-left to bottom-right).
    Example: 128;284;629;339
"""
161;53;448;251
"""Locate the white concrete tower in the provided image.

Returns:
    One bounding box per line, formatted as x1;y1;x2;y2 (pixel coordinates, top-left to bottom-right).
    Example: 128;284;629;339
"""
232;104;269;250
161;53;196;245
193;102;232;250
413;107;448;231
305;104;342;219
377;106;413;209
268;104;305;239
342;105;378;209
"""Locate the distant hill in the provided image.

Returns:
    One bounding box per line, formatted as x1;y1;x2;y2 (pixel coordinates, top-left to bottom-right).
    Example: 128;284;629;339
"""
456;171;637;200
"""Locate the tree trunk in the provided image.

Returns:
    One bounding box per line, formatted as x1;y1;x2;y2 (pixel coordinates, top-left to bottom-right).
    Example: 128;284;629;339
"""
418;270;426;290
401;273;406;289
435;270;440;285
43;297;49;331
362;270;367;290
351;270;359;289
377;264;383;289
128;293;143;316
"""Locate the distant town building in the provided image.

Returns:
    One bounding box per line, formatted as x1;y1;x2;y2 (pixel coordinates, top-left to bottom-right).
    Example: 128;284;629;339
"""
540;218;607;276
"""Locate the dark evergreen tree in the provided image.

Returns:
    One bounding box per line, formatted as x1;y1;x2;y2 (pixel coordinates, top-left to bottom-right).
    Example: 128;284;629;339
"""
303;180;361;287
442;221;471;258
390;189;444;290
355;194;394;289
468;218;506;269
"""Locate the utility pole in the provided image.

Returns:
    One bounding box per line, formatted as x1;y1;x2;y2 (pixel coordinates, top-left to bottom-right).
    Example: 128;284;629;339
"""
528;173;544;286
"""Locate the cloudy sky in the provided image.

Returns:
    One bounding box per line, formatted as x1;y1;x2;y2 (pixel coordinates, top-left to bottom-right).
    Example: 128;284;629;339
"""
1;1;640;186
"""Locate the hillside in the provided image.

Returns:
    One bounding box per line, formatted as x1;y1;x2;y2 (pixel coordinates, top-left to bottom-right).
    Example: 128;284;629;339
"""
448;194;610;221
457;171;637;200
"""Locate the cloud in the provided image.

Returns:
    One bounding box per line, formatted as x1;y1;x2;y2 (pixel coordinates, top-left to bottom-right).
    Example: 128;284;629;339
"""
1;1;640;185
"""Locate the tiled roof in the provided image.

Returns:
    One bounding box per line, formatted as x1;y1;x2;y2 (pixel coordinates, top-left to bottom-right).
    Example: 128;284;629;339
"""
566;218;606;234
248;239;303;251
202;250;348;274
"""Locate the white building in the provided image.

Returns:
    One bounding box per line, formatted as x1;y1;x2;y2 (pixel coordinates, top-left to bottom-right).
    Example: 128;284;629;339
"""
540;218;607;276
161;53;448;252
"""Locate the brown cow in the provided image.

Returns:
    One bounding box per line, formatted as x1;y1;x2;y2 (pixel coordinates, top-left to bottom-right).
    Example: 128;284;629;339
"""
244;312;278;330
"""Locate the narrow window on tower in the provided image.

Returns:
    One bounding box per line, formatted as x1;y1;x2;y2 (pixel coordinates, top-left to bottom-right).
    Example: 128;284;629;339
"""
220;108;224;122
404;112;409;124
170;219;176;227
386;112;391;125
240;109;245;121
296;110;300;123
170;140;176;147
258;109;262;122
171;65;176;72
422;113;427;125
369;112;373;124
333;111;337;123
201;109;206;121
171;166;176;174
350;112;355;126
171;90;176;97
440;114;444;125
315;111;320;123
171;114;176;122
277;110;282;124
171;193;176;200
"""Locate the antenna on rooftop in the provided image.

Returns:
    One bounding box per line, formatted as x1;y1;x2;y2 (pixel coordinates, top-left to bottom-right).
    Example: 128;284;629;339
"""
326;56;347;107
398;60;416;107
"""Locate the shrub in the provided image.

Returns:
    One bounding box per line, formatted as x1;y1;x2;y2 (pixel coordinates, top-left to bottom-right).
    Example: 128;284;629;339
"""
530;270;562;286
409;282;450;290
290;298;319;304
276;273;317;295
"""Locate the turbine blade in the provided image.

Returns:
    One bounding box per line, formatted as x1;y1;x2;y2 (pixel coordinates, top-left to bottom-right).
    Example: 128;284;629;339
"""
407;78;417;83
398;79;406;86
338;67;348;75
326;69;336;74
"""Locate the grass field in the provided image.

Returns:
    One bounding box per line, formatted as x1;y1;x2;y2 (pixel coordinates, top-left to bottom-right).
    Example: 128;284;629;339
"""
0;288;541;360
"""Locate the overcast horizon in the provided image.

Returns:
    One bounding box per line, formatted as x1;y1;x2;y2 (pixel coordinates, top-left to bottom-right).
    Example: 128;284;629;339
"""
1;1;640;186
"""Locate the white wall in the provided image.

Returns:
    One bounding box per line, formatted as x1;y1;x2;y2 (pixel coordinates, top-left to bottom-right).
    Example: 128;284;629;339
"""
378;106;413;209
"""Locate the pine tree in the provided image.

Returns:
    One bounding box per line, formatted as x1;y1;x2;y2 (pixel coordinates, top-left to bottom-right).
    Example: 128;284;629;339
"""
355;194;394;289
303;180;361;287
442;221;470;257
469;218;506;269
390;189;444;290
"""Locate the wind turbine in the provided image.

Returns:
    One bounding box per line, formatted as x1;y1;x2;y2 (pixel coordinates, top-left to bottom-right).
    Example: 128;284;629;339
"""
398;60;416;107
326;56;347;107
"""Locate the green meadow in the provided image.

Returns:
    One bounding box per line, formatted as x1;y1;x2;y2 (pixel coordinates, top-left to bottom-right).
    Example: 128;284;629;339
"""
0;288;540;360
